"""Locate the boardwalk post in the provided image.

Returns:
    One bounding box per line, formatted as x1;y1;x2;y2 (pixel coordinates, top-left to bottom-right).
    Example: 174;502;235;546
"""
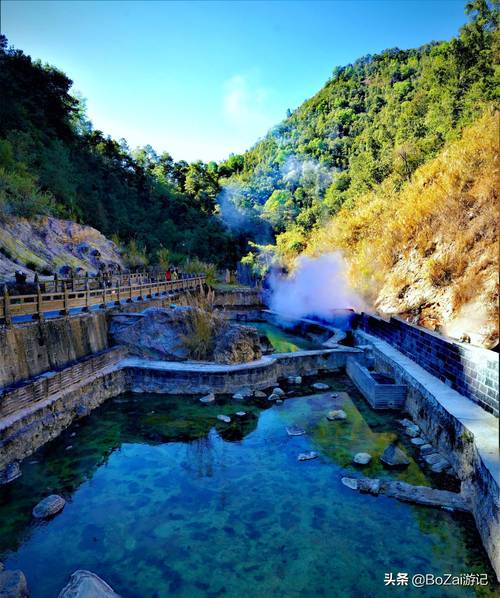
3;285;12;326
54;273;58;293
83;280;90;312
60;281;69;316
36;284;44;320
115;280;121;306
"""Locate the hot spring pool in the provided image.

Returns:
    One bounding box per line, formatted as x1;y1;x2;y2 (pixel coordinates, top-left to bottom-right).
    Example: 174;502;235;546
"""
0;376;496;597
245;320;320;352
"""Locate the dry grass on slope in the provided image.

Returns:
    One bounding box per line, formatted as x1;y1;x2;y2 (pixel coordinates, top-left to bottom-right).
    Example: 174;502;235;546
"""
307;110;499;347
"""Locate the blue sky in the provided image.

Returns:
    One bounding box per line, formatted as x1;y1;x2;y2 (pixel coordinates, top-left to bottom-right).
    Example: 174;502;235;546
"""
2;0;467;162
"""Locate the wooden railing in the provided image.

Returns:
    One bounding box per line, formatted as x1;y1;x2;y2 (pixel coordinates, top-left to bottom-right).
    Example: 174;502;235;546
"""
37;271;151;293
1;275;205;324
0;347;127;418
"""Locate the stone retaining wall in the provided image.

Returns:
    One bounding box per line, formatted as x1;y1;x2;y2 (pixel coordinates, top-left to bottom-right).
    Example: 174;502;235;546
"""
357;313;499;416
354;330;499;580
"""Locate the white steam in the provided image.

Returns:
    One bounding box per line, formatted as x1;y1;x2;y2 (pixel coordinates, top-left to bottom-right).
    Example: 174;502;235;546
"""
269;252;364;320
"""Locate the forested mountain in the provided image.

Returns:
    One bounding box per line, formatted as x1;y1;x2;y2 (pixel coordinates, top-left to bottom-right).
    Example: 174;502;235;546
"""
0;0;497;339
222;0;497;263
0;35;242;266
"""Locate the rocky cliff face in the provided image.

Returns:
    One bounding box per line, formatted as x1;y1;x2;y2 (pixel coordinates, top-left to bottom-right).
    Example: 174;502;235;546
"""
0;216;124;283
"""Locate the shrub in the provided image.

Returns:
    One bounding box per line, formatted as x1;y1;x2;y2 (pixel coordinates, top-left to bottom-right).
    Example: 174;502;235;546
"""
179;288;224;360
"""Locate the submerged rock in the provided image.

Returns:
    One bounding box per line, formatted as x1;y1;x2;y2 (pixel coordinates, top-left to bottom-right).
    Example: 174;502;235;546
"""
430;459;450;473
297;451;319;461
216;415;231;424
233;387;253;399
199;393;215;404
404;424;421;438
419;444;434;456
380;444;410;468
58;570;121;597
353;452;372;465
32;494;66;519
0;569;29;598
0;462;21;485
312;382;329;391
341;477;359;490
235;411;247;418
411;437;426;446
286;426;306;437
326;409;347;421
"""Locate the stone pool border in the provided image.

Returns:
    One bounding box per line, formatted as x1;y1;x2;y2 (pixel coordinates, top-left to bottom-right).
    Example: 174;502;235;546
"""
0;345;363;477
354;330;499;581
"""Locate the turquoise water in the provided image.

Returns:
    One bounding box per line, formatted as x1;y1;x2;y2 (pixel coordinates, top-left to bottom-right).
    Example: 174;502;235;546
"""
0;376;496;597
247;320;319;352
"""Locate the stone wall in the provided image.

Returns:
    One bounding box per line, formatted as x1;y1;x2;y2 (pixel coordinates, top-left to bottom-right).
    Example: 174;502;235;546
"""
0;312;109;389
354;330;499;580
124;347;363;395
357;313;499;416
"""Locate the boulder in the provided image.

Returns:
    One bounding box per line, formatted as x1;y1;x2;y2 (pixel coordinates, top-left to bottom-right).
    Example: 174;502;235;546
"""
353;452;372;465
287;376;302;384
423;453;444;466
109;308;190;361
380;444;410;468
213;325;262;364
0;462;21;485
233;388;253;399
430;459;450;473
0;570;29;598
232;394;244;401
297;451;319;461
410;437;426;446
404;424;420;438
312;382;329;391
58;570;120;597
419;444;434;456
326;410;347;421
253;390;266;399
216;415;231;424
199;393;215;404
32;494;66;519
272;387;285;397
259;334;274;354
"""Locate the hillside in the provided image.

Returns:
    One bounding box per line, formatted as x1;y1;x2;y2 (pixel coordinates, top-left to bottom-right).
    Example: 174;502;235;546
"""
0;216;124;283
224;1;496;232
305;112;499;348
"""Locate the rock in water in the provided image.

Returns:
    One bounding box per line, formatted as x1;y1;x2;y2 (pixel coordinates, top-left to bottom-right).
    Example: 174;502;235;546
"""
216;415;231;423
272;387;285;397
0;462;21;485
312;382;329;390
419;444;434;456
235;411;247;418
199;393;215;404
233;388;253;399
253;390;266;399
380;444;410;468
353;452;372;465
58;570;121;597
32;495;66;519
297;451;319;461
341;477;358;490
0;569;29;598
326;410;347;421
404;424;420;438
286;426;306;436
411;437;426;446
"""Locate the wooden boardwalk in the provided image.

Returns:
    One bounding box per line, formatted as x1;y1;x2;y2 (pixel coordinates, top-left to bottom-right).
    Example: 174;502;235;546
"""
1;275;205;324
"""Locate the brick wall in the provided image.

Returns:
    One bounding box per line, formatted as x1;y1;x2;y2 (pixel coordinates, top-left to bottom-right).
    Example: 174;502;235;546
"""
357;313;499;417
